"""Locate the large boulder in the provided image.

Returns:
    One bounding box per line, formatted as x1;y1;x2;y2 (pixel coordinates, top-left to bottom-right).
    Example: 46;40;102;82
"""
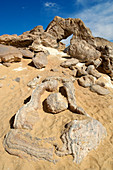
69;38;101;62
0;44;22;62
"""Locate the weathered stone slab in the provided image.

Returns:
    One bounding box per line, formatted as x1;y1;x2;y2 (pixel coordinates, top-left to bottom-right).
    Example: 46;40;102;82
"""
4;129;55;163
55;118;107;164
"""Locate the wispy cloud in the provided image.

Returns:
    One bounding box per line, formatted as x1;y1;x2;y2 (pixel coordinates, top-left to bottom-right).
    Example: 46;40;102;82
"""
44;2;57;8
75;1;113;40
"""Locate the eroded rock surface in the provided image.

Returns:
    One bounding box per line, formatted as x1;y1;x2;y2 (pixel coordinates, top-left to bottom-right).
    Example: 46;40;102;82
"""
45;16;94;44
14;80;58;129
60;58;79;68
69;38;101;62
78;75;96;87
32;52;48;69
45;93;68;114
55;118;107;164
4;129;55;163
0;44;22;63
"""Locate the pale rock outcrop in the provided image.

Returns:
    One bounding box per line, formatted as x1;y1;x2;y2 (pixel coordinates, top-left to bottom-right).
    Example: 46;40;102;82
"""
55;118;107;164
0;44;22;63
27;75;41;88
19;49;34;58
4;129;55;163
78;75;96;87
69;38;101;62
45;93;68;114
14;80;58;129
32;52;48;69
60;58;79;68
90;84;110;95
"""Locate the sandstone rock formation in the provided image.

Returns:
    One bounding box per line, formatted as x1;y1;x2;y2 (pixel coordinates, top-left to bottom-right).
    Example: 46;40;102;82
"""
69;38;101;62
0;44;22;63
55;118;107;164
45;16;95;45
45;93;68;114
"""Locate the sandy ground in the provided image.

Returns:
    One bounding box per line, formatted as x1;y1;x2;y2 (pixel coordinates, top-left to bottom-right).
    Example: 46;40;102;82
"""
0;54;113;170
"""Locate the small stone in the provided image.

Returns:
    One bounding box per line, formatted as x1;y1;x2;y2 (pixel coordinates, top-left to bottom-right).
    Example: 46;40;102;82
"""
60;58;79;68
27;76;41;88
0;83;3;88
0;75;7;80
14;77;20;82
78;75;96;87
50;68;58;72
90;84;110;95
87;65;101;79
77;65;87;77
45;93;68;114
3;62;11;67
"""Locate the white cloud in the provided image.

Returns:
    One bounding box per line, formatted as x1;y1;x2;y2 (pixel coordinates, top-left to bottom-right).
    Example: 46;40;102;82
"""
44;2;57;8
75;1;113;40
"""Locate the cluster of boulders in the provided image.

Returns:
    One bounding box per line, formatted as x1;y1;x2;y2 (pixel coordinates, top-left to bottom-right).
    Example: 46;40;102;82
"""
0;16;113;79
60;58;110;95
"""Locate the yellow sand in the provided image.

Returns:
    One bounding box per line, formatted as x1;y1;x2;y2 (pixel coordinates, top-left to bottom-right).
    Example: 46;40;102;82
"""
0;55;113;170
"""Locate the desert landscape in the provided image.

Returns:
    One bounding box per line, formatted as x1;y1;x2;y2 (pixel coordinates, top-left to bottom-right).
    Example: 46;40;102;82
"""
0;16;113;170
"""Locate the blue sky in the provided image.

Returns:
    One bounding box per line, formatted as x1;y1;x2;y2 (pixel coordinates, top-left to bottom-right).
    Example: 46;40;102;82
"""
0;0;113;43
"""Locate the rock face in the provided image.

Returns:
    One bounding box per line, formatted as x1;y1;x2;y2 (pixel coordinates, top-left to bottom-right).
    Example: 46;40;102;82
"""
69;39;101;62
32;52;48;69
45;93;68;114
90;84;110;95
4;129;55;163
55;118;107;164
0;44;22;62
